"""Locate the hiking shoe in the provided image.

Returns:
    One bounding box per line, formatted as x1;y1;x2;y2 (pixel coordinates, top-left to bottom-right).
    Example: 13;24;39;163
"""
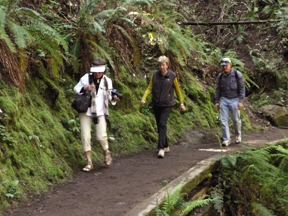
164;147;170;153
158;149;165;158
236;135;241;144
222;139;230;147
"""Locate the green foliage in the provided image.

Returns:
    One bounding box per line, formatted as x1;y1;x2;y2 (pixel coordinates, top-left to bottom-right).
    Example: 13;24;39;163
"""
152;181;213;216
67;118;81;134
0;0;68;76
211;189;224;214
252;203;276;216
213;143;288;215
4;180;22;198
0;125;16;145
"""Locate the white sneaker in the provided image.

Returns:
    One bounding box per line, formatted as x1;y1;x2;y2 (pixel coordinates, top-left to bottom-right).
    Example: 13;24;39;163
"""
158;149;165;158
236;135;241;144
222;139;230;147
164;147;170;153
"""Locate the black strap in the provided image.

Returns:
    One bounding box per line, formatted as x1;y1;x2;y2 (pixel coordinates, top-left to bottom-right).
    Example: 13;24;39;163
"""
103;76;111;128
89;74;93;85
219;69;240;97
104;76;108;90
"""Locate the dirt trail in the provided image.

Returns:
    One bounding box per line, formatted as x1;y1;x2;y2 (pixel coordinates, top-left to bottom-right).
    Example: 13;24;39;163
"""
2;127;288;216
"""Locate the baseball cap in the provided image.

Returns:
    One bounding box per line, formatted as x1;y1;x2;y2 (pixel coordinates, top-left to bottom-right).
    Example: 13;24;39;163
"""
90;59;106;73
220;57;232;66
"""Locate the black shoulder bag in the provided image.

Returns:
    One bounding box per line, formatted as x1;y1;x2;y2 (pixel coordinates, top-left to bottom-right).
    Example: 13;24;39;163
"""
71;75;92;113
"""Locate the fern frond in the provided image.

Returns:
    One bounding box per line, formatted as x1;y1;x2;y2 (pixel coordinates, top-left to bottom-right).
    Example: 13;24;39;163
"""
7;20;27;48
91;21;105;33
16;7;45;21
211;190;223;213
252;203;276;216
94;9;116;20
0;26;16;53
29;21;69;53
0;4;7;28
220;154;237;168
49;57;60;77
71;38;80;57
161;182;183;213
33;34;64;71
174;199;212;216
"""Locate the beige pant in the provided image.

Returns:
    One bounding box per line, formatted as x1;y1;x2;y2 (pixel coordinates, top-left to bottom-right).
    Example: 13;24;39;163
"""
79;113;109;152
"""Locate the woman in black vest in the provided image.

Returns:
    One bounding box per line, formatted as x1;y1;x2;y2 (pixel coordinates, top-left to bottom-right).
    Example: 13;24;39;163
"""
141;56;185;158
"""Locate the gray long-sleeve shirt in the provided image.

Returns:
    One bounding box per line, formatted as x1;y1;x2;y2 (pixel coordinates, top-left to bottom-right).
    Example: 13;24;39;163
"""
215;69;245;103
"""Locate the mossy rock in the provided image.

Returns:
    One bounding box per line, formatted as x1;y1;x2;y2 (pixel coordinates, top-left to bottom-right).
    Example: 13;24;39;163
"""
262;105;288;127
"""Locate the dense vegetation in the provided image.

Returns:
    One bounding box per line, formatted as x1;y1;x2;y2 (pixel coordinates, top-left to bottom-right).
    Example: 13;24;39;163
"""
0;0;288;213
211;143;288;215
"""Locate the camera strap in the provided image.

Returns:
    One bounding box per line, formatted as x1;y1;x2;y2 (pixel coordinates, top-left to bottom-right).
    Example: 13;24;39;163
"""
104;76;108;90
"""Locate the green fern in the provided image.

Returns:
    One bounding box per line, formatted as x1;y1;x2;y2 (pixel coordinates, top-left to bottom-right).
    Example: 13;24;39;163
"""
175;198;212;216
153;180;212;216
252;203;276;216
211;190;223;213
0;26;16;52
220;154;238;168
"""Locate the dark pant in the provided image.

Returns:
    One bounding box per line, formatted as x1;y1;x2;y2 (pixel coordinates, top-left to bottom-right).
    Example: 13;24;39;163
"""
153;106;172;150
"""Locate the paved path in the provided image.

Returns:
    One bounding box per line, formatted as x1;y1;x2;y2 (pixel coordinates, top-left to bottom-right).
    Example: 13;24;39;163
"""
2;127;288;216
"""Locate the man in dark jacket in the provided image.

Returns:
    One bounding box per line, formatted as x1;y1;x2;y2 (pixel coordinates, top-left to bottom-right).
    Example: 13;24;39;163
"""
141;56;185;158
215;57;245;147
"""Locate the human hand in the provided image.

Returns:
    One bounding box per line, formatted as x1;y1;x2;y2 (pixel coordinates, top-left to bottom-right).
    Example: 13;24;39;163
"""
238;102;243;110
84;85;94;91
180;104;185;112
141;100;145;105
215;103;219;111
113;95;120;101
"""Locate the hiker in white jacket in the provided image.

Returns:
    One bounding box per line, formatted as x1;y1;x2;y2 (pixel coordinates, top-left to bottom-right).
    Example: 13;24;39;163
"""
74;59;120;172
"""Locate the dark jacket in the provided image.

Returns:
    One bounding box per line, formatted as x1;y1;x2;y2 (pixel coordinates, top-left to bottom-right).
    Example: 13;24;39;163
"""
215;69;245;103
152;69;176;107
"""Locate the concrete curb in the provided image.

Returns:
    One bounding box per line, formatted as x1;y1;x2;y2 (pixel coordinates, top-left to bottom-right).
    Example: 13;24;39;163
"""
124;138;288;216
124;156;217;216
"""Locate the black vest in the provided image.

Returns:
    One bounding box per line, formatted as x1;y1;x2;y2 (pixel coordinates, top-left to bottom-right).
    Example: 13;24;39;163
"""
152;70;176;107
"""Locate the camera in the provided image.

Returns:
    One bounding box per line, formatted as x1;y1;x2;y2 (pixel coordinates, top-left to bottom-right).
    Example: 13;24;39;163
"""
111;89;123;99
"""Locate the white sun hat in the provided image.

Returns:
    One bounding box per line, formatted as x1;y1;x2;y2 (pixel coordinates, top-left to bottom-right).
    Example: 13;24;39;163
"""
90;65;106;73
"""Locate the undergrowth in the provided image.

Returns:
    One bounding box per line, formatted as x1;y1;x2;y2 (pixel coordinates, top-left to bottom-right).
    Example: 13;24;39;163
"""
210;142;288;216
150;181;215;216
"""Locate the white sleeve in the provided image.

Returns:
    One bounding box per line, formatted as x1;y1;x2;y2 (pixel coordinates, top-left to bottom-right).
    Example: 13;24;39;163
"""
74;74;89;94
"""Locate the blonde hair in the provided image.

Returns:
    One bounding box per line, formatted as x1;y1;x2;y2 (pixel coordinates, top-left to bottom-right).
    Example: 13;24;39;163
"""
157;55;169;66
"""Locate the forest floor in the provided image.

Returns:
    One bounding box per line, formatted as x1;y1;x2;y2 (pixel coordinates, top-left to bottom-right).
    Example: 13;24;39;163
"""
1;126;288;216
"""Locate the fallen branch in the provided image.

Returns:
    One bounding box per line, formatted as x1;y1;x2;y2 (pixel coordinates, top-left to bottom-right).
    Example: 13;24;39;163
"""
181;19;285;26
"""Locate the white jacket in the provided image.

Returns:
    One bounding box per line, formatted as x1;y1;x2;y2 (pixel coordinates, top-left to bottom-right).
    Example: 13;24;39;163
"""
74;74;116;116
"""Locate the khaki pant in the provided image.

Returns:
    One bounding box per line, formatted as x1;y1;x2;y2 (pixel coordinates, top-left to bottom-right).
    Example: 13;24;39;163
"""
79;113;109;152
